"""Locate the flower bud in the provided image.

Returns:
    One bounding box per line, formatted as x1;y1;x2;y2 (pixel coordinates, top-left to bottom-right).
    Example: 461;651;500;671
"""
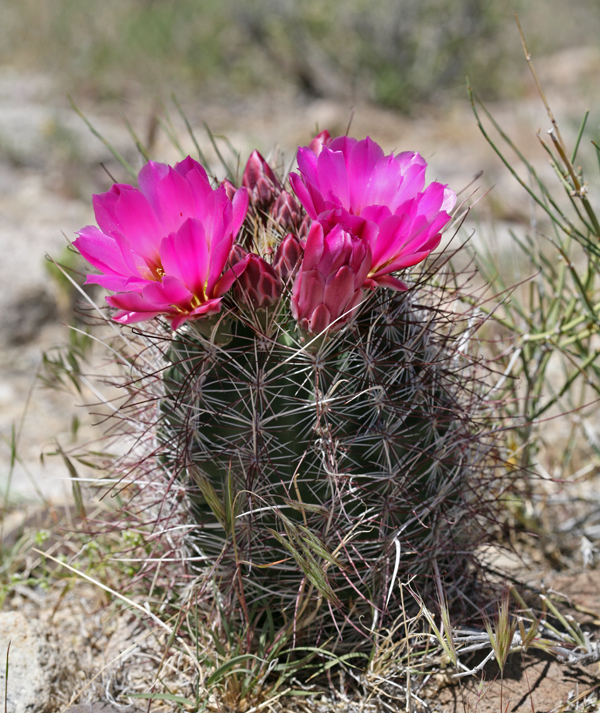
298;214;312;241
242;150;282;210
308;129;332;156
291;222;371;335
272;234;303;284
221;178;238;201
270;190;301;232
229;243;248;267
232;248;282;310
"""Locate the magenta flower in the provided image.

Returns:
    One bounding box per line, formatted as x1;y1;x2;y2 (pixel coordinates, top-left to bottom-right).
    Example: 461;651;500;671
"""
289;135;456;290
74;157;249;330
291;221;371;335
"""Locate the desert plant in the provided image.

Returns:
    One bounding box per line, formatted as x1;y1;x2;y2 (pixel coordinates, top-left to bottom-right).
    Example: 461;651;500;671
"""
68;127;507;659
468;21;600;487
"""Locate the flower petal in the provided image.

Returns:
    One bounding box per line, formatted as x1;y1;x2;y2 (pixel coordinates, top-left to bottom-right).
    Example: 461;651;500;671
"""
174;155;210;182
323;265;356;320
231;187;249;237
107;291;168;320
309;303;332;334
302;221;326;272
348;137;384;213
160;219;209;298
97;185;163;260
75;226;134;281
142;275;193;308
112;309;163;325
171;297;222;330
289;172;320;218
372;274;408;291
213;258;249;297
296;147;320;187
317;146;350;208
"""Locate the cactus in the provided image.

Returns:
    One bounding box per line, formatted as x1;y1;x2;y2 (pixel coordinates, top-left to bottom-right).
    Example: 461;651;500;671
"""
160;279;497;647
75;134;502;651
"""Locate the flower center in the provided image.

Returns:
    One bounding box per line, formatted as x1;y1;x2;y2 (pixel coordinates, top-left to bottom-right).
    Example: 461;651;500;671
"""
139;262;165;282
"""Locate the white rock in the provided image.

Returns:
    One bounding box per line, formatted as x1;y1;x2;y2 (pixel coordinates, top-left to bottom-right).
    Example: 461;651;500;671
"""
0;611;55;713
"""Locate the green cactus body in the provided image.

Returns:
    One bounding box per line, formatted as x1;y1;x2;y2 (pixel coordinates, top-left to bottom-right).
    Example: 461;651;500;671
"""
161;282;493;646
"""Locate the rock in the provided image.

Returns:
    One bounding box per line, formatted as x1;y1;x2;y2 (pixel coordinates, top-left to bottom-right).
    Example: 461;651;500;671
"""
0;68;133;172
0;611;56;713
0;286;58;345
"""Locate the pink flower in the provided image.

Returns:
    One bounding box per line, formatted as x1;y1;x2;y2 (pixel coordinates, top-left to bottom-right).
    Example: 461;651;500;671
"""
291;222;371;335
289;135;456;290
74;157;249;329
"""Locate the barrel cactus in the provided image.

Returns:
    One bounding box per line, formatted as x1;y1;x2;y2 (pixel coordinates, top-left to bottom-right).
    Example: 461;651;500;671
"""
75;131;501;650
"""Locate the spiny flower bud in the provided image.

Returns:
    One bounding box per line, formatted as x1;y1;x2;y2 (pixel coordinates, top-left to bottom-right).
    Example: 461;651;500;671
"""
308;129;332;156
229;243;248;268
272;234;303;285
242;150;282;210
291;221;371;335
221;178;238;201
270;190;302;233
298;214;312;241
230;244;282;310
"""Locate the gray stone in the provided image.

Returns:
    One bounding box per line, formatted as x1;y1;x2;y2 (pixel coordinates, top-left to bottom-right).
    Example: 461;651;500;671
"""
1;286;58;345
0;611;55;713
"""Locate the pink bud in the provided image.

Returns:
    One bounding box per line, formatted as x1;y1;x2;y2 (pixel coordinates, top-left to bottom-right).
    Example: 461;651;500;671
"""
270;190;302;232
222;178;238;201
272;234;303;284
232;249;282;310
308;129;332;156
291;222;371;335
298;214;312;241
242;150;282;209
229;243;248;267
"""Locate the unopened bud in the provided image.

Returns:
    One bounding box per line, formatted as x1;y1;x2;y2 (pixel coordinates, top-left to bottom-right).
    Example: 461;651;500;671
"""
308;129;332;156
270;190;301;232
272;234;303;285
221;178;238;201
229;243;248;267
291;222;371;335
242;150;282;209
298;214;312;241
234;253;282;310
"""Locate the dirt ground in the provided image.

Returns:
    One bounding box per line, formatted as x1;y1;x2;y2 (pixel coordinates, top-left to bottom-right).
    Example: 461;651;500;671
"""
436;569;600;712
